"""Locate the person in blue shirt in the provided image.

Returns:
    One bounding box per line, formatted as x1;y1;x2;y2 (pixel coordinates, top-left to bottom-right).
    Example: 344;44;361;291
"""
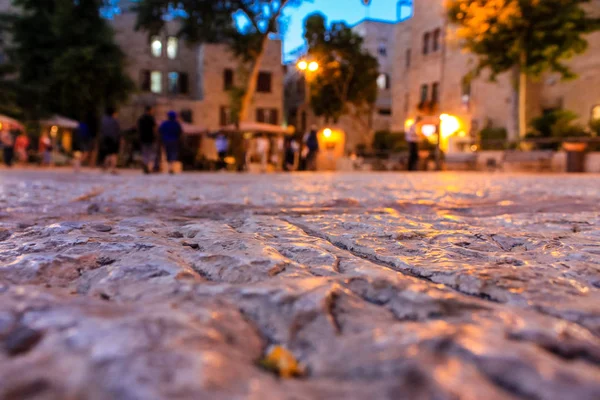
215;132;229;170
158;111;182;174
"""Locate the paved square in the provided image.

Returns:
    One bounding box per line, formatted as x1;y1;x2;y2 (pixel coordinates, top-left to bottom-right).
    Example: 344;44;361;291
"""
1;170;600;399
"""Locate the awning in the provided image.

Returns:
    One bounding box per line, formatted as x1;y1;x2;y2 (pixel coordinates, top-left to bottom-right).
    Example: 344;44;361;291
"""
0;114;25;131
39;115;79;129
181;122;207;136
221;122;295;135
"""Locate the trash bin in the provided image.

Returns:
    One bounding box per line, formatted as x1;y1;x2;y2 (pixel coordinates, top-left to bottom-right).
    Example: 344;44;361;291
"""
564;142;587;173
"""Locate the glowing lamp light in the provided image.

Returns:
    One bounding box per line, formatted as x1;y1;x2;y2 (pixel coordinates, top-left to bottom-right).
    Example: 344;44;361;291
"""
50;126;59;137
404;118;415;131
439;114;460;139
308;61;319;72
470;144;478;152
323;128;332;138
297;60;308;71
421;124;437;137
0;122;3;131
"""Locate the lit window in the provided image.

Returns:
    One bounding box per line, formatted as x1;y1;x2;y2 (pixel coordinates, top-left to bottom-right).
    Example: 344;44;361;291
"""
377;73;390;90
151;36;162;57
167;36;178;59
168;72;179;94
150;71;162;93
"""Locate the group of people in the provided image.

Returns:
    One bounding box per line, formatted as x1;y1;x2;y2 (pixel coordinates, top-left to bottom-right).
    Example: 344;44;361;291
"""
135;106;182;174
0;129;52;167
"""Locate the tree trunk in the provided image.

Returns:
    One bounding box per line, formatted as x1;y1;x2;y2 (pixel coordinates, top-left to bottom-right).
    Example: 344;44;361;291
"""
510;66;520;142
519;67;527;138
238;34;269;123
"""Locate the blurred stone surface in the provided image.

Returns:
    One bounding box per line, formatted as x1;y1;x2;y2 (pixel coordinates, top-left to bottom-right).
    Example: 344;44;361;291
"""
0;170;600;399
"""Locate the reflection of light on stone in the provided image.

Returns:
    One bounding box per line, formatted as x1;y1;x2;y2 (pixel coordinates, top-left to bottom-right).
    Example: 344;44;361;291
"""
421;124;436;137
323;128;332;138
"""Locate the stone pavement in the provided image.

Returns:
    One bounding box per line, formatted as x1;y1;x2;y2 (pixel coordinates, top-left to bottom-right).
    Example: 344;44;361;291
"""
1;170;600;399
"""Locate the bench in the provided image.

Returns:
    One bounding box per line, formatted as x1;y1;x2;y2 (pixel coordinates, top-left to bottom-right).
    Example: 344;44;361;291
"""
503;150;554;171
444;152;478;170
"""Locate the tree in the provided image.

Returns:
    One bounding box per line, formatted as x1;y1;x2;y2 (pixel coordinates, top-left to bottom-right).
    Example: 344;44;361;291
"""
5;0;133;122
447;0;600;138
135;0;304;123
303;13;379;146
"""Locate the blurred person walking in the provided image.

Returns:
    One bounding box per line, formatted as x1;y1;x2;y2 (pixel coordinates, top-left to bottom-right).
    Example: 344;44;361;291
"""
158;111;182;174
100;107;121;174
215;132;229;171
14;131;30;164
406;117;422;171
304;126;319;171
138;106;157;174
39;132;52;166
1;129;15;167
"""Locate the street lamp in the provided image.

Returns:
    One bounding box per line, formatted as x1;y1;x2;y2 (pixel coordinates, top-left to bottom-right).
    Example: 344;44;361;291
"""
308;61;319;72
297;60;308;71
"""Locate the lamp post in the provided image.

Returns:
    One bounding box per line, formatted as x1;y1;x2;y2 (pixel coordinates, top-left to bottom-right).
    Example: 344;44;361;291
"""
296;59;319;133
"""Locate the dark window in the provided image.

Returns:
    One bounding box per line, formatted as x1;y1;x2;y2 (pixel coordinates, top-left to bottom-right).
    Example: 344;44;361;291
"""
378;42;387;57
256;108;279;124
269;108;279;125
461;76;471;106
406;49;411;68
140;70;150;91
423;32;430;55
420;84;428;103
433;28;441;52
378;108;392;116
167;72;189;95
180;109;193;123
257;71;272;93
224;69;234;91
168;72;179;94
431;82;440;104
256;108;265;123
179;72;189;94
220;106;232;126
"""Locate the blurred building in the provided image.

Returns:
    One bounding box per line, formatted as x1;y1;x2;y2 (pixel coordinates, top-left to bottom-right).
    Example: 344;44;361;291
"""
110;10;284;135
284;18;398;153
391;0;600;148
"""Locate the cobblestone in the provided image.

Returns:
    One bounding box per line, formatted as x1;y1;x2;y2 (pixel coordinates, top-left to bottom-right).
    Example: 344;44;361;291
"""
0;170;600;399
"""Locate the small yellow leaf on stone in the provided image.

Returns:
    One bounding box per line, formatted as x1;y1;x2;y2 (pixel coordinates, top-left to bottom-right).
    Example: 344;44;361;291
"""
260;345;303;378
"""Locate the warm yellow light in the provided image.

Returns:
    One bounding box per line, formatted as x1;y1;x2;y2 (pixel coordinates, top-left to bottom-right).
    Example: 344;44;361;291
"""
0;122;3;131
421;124;437;137
297;60;308;71
470;144;478;152
458;130;466;137
440;114;460;139
308;61;319;72
323;128;332;138
404;118;415;130
50;126;58;137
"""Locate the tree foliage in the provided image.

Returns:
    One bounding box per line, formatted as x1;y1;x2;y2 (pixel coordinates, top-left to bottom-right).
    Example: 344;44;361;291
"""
447;0;600;80
303;13;379;138
135;0;305;122
4;0;133;121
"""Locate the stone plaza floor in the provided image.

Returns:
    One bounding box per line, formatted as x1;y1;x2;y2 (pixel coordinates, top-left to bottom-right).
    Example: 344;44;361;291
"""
1;169;600;399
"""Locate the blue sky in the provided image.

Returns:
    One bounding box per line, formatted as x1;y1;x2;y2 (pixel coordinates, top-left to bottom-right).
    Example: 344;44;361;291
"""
281;0;411;60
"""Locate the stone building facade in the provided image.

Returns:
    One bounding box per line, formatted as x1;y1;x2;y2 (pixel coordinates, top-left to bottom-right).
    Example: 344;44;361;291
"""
392;0;600;146
110;10;284;134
